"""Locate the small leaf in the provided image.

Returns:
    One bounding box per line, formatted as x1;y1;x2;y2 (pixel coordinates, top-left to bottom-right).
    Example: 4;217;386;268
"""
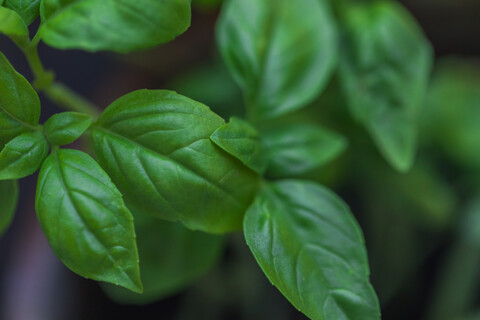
244;180;380;320
44;112;92;146
210;117;266;174
35;148;142;292
4;0;41;25
0;51;41;148
0;6;28;39
103;213;223;305
261;123;347;177
0;131;49;180
39;0;191;53
216;0;337;120
0;179;19;236
338;0;433;172
92;90;259;234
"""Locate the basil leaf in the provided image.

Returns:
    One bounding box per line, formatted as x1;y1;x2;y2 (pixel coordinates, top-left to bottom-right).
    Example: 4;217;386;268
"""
4;0;40;25
210;117;266;174
103;213;223;305
0;179;18;236
0;51;41;148
216;0;337;120
0;131;49;180
39;0;191;53
92;90;259;234
244;180;380;320
35;148;142;292
0;6;28;40
425;59;480;170
44;111;92;146
261;123;347;177
338;1;432;172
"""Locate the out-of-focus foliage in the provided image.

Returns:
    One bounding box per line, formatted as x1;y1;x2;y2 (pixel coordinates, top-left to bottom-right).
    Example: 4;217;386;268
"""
424;59;480;172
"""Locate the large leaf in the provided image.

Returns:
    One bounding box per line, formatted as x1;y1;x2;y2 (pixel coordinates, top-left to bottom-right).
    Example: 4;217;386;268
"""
216;0;337;120
103;213;223;305
244;180;380;320
92;90;259;234
0;179;18;236
0;51;41;148
261;123;347;177
44;111;92;146
210;117;266;174
0;131;49;180
39;0;191;53
338;0;432;172
4;0;41;25
35;148;142;292
0;6;28;40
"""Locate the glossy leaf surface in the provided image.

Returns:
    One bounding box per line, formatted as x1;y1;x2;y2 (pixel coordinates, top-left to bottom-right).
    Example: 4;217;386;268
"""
39;0;191;53
0;179;18;236
4;0;40;25
92;90;258;234
338;0;432;172
217;0;337;120
44;111;92;146
0;131;49;180
0;51;41;148
35;148;142;292
210;117;266;174
103;213;223;305
244;180;380;320
261;123;347;177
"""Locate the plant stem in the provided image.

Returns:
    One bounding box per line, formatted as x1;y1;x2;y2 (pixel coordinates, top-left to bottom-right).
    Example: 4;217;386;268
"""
43;82;100;118
20;38;100;118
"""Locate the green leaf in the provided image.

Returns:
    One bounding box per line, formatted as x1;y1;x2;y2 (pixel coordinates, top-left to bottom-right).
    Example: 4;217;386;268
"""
92;90;259;234
216;0;337;120
0;179;18;236
338;0;432;172
210;117;266;174
0;51;41;148
424;59;480;171
0;6;28;39
261;123;347;177
44;111;92;146
103;213;223;305
4;0;41;25
0;131;49;180
244;180;380;320
35;148;142;293
39;0;191;53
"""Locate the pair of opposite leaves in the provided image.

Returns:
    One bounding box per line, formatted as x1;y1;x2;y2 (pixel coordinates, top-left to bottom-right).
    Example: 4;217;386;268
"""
217;0;432;172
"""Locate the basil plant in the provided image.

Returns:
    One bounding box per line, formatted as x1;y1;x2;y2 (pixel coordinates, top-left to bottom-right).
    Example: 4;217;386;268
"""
0;0;432;319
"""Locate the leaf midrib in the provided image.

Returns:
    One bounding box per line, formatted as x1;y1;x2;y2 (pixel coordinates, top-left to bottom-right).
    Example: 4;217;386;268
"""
52;149;137;289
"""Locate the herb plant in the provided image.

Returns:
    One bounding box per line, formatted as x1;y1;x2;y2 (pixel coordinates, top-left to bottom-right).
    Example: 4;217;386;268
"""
0;0;434;319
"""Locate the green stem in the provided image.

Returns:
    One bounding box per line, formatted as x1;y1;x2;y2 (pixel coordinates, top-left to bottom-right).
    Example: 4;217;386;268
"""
43;82;100;118
19;39;100;118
